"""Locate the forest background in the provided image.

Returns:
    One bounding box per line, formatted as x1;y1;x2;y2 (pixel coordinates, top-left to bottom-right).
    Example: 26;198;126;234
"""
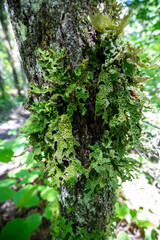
0;0;160;239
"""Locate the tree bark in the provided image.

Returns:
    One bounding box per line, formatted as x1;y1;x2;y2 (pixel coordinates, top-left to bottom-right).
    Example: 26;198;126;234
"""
6;0;92;82
0;63;5;99
6;0;117;238
0;0;22;96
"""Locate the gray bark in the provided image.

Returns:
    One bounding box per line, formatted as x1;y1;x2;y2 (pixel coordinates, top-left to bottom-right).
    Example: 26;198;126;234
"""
6;0;91;84
6;0;116;238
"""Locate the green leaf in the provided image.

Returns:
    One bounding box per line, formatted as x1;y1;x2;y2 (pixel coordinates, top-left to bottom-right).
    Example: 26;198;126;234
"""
13;185;31;205
0;139;16;149
115;202;129;218
18;169;40;185
116;231;131;240
157;224;160;230
44;177;52;185
21;152;33;165
0;137;27;161
0;149;14;163
15;169;29;178
24;195;40;207
0;214;42;240
0;178;17;188
37;185;46;191
0;187;15;202
40;186;57;202
25;213;42;234
12;137;27;156
129;209;137;219
151;229;158;240
137;220;152;228
7;167;28;178
17;186;38;207
0;218;29;240
44;205;53;219
13;185;38;207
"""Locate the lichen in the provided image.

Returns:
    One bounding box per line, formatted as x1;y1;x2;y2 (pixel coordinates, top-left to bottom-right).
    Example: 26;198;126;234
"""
31;0;43;13
17;20;27;41
89;6;134;37
20;0;158;239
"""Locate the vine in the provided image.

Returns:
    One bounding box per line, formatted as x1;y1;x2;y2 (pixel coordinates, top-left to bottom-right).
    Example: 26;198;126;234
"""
21;1;158;239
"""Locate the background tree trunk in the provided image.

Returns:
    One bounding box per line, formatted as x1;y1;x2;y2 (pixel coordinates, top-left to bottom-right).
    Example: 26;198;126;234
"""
20;63;28;98
0;63;5;99
6;0;117;238
0;0;22;97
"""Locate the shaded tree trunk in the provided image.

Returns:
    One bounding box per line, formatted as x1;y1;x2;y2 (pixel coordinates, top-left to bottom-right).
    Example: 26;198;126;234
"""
0;0;22;96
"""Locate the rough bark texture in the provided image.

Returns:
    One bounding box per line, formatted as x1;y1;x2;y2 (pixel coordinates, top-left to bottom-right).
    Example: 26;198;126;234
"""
6;0;116;238
6;0;92;83
0;0;21;96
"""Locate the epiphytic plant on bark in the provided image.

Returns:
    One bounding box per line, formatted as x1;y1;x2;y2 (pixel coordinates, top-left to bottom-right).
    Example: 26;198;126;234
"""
20;1;159;239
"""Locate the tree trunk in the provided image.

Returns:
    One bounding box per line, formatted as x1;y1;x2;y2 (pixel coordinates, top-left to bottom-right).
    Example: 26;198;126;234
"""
6;0;113;237
0;63;5;99
6;0;147;239
0;0;22;97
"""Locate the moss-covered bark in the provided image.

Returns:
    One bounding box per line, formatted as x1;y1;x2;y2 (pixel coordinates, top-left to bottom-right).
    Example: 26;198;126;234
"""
6;0;152;239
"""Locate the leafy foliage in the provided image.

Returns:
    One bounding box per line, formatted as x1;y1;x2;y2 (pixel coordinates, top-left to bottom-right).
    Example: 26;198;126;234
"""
0;137;27;163
0;138;58;240
115;196;160;239
0;186;15;202
0;213;42;240
123;0;160;109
